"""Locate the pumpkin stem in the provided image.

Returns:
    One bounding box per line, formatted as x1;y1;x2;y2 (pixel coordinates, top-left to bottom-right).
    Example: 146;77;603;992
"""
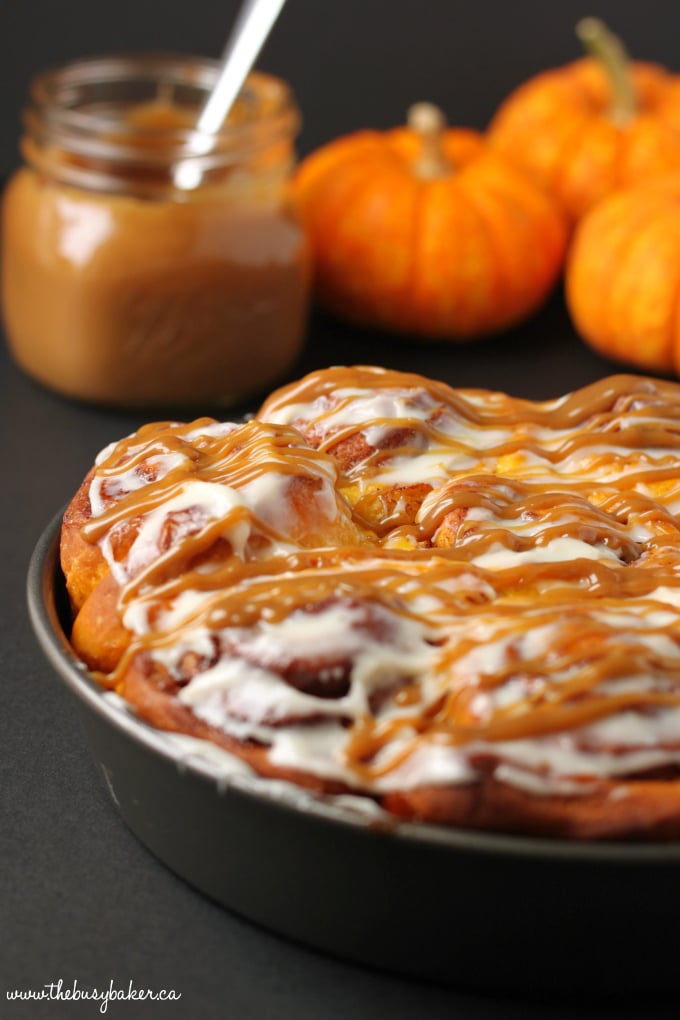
408;102;451;179
576;17;637;125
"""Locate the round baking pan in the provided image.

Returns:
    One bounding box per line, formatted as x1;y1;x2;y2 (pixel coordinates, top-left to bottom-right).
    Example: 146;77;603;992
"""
27;510;680;998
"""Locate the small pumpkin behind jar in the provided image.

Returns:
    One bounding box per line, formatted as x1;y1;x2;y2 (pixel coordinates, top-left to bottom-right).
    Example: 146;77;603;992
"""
292;103;568;341
565;175;680;376
488;18;680;223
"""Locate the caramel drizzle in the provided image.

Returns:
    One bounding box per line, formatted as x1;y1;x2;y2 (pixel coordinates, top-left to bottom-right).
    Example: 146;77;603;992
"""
84;418;337;543
347;635;680;783
259;365;680;431
83;367;680;781
83;418;356;601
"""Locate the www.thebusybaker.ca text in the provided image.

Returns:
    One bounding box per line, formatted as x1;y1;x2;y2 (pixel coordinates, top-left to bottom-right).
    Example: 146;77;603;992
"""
6;977;181;1013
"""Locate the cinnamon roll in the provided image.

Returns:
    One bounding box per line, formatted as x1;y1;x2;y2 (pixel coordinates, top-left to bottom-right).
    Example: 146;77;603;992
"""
61;366;680;839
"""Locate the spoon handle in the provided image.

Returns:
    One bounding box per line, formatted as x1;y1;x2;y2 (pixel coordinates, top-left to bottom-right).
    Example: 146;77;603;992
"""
198;0;288;134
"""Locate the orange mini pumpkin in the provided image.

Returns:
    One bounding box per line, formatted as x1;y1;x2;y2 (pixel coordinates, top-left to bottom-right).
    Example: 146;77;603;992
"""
488;18;680;222
292;104;568;340
566;175;680;376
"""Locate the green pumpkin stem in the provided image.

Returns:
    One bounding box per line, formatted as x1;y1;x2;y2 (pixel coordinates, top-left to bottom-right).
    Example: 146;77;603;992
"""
408;103;451;179
576;17;637;125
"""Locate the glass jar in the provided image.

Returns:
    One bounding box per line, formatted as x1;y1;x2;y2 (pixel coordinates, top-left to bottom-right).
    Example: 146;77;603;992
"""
1;54;311;408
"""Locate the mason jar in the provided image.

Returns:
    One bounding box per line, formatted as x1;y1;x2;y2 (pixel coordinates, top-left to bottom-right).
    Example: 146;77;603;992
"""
1;53;311;408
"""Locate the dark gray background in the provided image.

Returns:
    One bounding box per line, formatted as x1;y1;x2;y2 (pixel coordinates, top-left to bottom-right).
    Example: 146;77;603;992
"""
3;0;680;170
3;2;680;1018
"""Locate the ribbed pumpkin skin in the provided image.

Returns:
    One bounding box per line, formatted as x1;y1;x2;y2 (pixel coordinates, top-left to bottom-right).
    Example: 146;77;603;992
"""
292;127;568;341
488;58;680;223
566;176;680;375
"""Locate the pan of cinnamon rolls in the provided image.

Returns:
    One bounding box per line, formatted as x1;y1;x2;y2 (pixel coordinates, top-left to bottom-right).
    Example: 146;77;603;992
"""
28;364;680;993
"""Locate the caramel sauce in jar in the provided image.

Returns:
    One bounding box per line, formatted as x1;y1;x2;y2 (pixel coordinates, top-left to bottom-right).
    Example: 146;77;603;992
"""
1;54;311;407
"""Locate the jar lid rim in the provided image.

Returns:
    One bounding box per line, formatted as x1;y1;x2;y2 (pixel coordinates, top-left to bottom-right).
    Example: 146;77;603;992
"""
28;52;299;143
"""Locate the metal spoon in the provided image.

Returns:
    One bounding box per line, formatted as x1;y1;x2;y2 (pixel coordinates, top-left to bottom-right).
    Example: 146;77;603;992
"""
174;0;288;190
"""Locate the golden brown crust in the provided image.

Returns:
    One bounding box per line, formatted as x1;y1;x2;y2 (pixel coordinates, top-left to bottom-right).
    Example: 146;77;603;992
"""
60;467;109;613
70;573;129;676
383;778;680;841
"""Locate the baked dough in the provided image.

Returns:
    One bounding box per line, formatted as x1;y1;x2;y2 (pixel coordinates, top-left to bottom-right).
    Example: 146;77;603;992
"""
61;366;680;839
